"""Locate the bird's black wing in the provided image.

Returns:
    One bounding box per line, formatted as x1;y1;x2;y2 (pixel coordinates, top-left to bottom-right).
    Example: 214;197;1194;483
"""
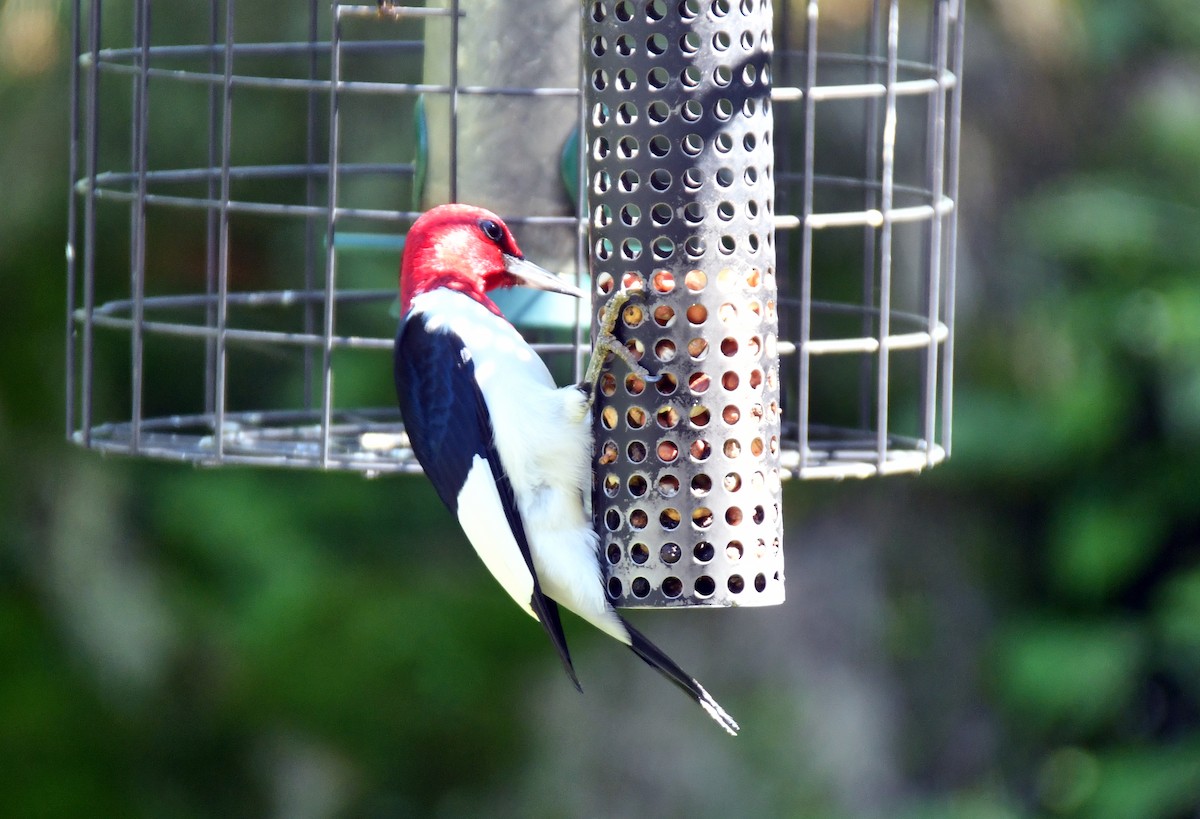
394;312;580;690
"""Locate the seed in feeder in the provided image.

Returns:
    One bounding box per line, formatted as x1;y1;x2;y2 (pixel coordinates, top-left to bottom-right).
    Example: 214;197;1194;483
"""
724;439;741;458
766;299;777;319
622;304;644;327
599;442;618;465
627;441;647;462
656;406;680;428
725;506;743;525
655;339;676;361
728;575;745;594
688;372;711;393
629;509;648;529
603;474;620;496
721;337;738;356
657;440;679;462
630;542;650;564
750;403;764;420
626;406;646;428
692;507;714;528
661;543;682;564
691;474;713;494
660;508;681;530
606;543;621;564
685;269;707;291
601;406;618;429
722;371;739;391
769;435;778;454
690;439;712;460
597;272;614;294
653;305;675;326
752;505;765;524
748;301;761;316
628;474;648;496
658;474;680;496
689;406;711;427
688;338;709;359
600;372;617;396
726;540;744;561
652;269;675;292
626;338;644;361
686;304;708;324
751;437;764;456
746;268;761;288
724;472;741;491
749;369;762;388
747;336;761;356
621;271;644;291
722;405;740;424
625;373;645;395
655;373;678;395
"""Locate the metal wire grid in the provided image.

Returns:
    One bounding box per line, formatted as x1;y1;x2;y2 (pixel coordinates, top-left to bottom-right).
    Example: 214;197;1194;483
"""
66;0;963;481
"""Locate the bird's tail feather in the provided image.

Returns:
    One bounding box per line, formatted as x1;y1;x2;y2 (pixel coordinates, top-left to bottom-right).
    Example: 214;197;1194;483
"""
621;618;739;736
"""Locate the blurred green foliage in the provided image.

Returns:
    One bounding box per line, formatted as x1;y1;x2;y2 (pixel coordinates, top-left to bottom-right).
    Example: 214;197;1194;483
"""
2;1;1200;817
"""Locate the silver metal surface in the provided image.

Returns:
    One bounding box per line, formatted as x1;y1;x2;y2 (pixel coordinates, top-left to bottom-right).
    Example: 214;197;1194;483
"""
67;2;965;562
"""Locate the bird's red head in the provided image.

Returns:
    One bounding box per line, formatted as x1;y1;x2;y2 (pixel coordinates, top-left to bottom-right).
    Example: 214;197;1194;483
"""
399;204;581;317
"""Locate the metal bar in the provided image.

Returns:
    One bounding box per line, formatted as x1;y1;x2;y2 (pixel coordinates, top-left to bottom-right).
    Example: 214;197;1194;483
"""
921;1;950;465
214;0;236;457
129;0;151;453
860;0;882;436
322;6;346;467
448;0;460;202
66;0;82;440
204;0;219;415
303;0;320;411
874;0;899;467
942;0;966;458
797;0;819;471
80;0;102;448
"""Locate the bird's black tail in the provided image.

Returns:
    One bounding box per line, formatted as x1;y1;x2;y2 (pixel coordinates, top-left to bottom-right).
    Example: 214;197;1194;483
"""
621;617;739;736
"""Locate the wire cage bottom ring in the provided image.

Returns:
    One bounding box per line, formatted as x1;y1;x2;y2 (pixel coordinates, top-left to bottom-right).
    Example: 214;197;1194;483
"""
75;411;945;480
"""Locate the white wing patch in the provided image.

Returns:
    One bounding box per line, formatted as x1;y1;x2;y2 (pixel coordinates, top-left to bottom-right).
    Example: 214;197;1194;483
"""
456;454;538;621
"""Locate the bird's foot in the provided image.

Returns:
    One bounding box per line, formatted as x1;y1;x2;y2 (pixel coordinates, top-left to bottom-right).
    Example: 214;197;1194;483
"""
579;291;659;409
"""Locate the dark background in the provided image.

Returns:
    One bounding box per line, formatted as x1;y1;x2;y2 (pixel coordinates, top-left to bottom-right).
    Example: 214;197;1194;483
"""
2;2;1199;816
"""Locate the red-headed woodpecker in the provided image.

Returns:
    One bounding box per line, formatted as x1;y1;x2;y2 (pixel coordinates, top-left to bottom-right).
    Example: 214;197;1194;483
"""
393;204;738;735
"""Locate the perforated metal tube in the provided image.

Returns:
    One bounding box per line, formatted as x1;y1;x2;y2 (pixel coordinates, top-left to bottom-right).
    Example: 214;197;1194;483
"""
584;0;783;608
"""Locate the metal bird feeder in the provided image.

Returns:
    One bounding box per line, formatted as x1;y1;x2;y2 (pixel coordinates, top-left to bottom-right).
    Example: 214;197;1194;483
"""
66;1;965;609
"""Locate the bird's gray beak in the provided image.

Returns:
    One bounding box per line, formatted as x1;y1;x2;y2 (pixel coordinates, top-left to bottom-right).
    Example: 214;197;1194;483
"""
504;253;585;299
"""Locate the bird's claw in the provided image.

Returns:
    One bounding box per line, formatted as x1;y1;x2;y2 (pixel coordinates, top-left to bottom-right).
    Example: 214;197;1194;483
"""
581;289;661;407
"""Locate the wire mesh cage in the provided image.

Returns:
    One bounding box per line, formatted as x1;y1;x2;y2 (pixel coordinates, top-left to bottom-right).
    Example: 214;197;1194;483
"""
66;0;964;607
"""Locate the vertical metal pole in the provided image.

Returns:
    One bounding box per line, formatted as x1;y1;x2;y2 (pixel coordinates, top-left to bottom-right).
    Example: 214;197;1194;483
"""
447;0;459;202
129;0;151;453
66;0;83;440
942;0;966;458
921;0;950;466
874;0;899;467
860;0;882;433
797;0;818;472
321;6;345;467
80;0;102;449
204;0;220;415
303;0;320;410
214;0;235;457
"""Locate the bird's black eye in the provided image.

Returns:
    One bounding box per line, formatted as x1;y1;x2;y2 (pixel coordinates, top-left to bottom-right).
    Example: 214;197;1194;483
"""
478;219;504;244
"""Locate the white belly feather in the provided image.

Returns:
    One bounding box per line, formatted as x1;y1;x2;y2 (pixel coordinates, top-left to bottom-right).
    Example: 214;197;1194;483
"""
415;290;628;644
